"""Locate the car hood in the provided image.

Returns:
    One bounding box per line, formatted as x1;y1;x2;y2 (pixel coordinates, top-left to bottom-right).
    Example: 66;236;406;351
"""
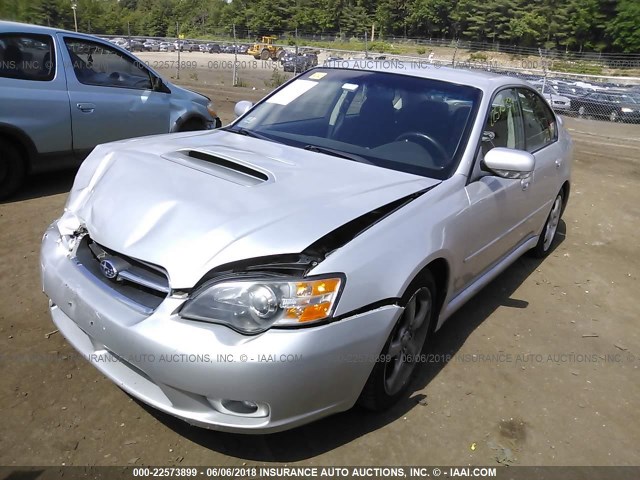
65;130;439;287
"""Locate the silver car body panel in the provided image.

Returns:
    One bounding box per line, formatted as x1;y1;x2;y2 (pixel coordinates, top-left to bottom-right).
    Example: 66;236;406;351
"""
41;62;573;432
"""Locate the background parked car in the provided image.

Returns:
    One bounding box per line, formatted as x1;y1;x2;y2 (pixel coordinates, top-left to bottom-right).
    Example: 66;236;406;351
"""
159;41;175;52
0;21;222;198
205;43;220;53
143;39;160;52
283;53;318;72
571;91;640;122
537;89;571;111
174;40;196;52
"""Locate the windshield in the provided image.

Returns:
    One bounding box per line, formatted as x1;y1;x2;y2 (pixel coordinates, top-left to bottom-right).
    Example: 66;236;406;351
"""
229;68;481;179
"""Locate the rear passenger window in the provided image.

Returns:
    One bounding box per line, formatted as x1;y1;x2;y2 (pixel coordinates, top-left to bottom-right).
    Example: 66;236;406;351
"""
518;89;557;152
64;38;152;90
0;33;55;81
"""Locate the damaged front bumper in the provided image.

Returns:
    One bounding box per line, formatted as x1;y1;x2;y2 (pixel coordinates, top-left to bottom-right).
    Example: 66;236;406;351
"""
40;223;401;433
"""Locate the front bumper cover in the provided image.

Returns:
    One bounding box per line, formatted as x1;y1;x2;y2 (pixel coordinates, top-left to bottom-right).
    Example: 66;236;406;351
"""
40;224;401;433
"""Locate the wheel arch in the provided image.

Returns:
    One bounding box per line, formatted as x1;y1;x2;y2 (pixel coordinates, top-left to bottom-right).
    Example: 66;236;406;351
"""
560;180;570;216
0;123;36;169
401;257;450;321
172;114;208;132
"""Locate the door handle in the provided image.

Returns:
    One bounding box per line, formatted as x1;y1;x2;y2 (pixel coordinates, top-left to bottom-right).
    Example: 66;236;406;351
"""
76;103;95;113
555;158;562;169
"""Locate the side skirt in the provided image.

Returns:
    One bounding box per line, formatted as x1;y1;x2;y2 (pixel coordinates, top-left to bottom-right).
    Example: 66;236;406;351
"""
436;235;539;329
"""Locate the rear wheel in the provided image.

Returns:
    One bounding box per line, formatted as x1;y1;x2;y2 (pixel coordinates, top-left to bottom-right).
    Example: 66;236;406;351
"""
578;106;585;116
260;49;270;61
531;190;564;258
358;272;437;411
609;110;618;122
0;138;26;200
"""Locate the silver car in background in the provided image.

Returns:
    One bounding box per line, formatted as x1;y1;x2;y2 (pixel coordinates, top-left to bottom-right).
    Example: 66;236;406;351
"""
0;21;221;198
41;63;572;433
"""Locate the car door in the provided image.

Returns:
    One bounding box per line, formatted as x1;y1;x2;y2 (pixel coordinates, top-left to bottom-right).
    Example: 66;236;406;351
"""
516;88;563;238
0;32;72;160
58;34;170;157
452;88;530;290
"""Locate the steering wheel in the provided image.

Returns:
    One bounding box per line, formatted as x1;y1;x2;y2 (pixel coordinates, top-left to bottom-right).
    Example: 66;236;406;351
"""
394;132;449;168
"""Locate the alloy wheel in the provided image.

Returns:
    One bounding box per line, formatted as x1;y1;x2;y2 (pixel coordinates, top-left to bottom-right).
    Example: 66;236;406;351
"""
383;287;432;396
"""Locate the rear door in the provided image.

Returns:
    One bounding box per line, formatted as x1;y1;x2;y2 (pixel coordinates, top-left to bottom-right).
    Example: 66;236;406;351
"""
516;88;563;237
57;34;170;157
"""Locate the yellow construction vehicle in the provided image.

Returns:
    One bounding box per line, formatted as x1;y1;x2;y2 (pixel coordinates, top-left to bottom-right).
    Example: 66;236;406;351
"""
248;36;285;61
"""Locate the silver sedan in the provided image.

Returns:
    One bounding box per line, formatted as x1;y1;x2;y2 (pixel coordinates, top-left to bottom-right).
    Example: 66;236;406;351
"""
41;63;572;433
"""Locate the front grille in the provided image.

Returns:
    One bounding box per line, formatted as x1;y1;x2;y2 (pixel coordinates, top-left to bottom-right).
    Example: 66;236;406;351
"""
74;236;170;314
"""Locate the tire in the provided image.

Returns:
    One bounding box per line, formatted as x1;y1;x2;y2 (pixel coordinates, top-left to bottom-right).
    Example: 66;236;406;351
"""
277;49;285;61
358;271;437;411
0;138;27;200
260;49;270;61
578;106;585;116
530;190;564;258
609;110;618;122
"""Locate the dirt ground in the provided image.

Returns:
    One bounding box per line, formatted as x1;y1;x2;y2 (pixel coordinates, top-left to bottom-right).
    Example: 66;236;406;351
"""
1;54;639;468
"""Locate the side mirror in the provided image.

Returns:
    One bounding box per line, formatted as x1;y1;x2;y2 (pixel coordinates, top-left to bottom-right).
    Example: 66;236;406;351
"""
234;100;253;118
482;147;535;179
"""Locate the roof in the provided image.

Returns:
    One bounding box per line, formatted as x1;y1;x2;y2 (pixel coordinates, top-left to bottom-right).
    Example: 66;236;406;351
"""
0;20;102;41
321;59;531;92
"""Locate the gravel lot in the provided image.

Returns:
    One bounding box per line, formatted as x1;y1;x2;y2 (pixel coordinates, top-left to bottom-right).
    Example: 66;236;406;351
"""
1;55;639;467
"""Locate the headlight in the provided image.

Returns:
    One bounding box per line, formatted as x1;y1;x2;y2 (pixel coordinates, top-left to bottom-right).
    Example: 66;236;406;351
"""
179;276;344;334
206;101;218;119
621;107;633;113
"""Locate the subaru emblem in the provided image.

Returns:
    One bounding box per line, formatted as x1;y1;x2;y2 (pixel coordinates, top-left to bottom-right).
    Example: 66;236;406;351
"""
100;259;118;279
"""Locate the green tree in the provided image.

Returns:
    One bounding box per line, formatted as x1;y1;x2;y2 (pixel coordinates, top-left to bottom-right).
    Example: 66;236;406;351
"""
607;0;640;52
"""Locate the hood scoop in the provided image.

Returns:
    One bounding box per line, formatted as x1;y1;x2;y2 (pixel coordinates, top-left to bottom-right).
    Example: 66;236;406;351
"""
161;149;270;186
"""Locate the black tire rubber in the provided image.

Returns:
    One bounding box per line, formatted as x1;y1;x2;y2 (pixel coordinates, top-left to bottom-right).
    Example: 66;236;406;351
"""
358;271;437;411
0;138;27;200
178;119;204;132
530;190;564;258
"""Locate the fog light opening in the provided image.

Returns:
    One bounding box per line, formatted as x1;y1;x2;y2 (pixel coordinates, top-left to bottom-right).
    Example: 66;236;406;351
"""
222;399;258;415
208;398;270;418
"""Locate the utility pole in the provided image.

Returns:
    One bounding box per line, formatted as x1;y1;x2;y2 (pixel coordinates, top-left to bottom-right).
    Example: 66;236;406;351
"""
364;31;368;59
294;27;298;75
176;22;181;80
232;24;238;86
71;1;78;32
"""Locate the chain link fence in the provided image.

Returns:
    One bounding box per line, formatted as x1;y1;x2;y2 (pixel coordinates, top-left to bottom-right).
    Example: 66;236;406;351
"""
103;33;640;126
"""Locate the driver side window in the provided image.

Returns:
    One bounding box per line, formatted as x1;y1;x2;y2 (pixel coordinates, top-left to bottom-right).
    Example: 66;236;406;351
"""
64;38;151;90
481;88;524;156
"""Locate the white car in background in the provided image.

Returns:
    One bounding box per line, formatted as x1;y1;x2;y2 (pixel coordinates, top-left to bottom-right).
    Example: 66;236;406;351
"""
542;91;571;111
159;41;175;52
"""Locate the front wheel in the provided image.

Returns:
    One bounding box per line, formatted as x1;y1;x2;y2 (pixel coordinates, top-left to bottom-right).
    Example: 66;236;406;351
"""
531;191;564;258
358;272;437;411
609;110;618;122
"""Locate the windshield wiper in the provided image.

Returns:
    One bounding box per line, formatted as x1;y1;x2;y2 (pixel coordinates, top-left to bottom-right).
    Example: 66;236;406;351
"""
225;127;273;142
304;144;374;165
